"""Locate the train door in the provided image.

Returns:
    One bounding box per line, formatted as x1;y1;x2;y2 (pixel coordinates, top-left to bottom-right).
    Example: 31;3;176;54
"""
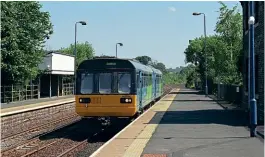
139;71;143;109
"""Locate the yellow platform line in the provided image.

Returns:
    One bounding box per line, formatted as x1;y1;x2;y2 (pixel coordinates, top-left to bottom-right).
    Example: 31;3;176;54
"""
122;88;179;157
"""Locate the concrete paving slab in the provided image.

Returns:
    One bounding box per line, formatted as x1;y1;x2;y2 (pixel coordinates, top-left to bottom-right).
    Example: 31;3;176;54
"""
142;88;264;157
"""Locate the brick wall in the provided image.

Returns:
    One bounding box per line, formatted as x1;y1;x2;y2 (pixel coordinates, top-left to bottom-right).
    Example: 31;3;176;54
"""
1;102;77;138
241;2;264;124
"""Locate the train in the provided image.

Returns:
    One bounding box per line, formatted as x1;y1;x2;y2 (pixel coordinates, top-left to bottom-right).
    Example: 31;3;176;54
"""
74;57;163;119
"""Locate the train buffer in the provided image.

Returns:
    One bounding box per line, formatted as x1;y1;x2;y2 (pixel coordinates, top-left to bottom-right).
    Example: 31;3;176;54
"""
90;88;264;157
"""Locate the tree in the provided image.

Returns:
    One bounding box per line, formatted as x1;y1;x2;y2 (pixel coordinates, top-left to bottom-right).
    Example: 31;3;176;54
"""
134;56;152;65
1;1;53;85
59;41;95;67
152;62;166;73
215;1;243;84
97;54;116;58
183;2;243;85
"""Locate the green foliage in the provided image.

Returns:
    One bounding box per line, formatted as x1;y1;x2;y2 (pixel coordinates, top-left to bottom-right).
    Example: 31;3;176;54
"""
59;41;95;67
152;62;167;73
179;64;198;88
1;1;53;85
163;72;185;85
135;56;152;65
183;2;243;86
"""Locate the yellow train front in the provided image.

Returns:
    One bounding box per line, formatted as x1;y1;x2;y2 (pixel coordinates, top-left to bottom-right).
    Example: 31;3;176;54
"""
75;57;163;118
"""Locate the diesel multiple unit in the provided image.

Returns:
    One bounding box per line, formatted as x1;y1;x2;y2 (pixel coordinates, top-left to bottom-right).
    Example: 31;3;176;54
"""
75;58;163;118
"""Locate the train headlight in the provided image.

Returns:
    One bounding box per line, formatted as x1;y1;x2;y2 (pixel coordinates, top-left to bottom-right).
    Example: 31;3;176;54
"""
79;98;91;103
120;98;132;103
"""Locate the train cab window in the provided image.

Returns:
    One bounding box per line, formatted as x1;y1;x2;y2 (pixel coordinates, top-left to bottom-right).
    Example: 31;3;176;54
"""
118;73;131;94
99;73;112;94
80;73;93;94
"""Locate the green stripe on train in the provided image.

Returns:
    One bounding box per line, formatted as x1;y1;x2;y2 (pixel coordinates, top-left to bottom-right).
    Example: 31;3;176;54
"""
142;85;152;107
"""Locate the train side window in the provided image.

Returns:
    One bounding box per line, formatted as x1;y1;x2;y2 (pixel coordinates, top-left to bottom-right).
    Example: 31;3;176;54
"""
149;75;151;86
146;75;148;86
137;74;140;88
142;76;145;87
144;76;148;87
144;76;147;87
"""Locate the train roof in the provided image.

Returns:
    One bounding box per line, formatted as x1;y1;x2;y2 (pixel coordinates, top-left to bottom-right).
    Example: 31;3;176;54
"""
148;65;163;75
78;58;162;74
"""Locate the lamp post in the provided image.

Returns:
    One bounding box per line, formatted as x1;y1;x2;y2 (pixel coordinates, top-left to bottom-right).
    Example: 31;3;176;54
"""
248;1;257;137
193;12;208;96
116;43;123;58
74;21;87;94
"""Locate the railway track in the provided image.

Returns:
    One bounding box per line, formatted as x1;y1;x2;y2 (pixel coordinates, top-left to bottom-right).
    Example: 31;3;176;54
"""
2;118;128;157
1;113;80;151
1;85;177;157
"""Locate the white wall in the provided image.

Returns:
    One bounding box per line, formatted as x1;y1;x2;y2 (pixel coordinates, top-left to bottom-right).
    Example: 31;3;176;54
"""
38;53;74;75
52;53;74;73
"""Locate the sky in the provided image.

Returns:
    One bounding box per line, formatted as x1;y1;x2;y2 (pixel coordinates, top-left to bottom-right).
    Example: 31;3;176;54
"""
40;1;241;69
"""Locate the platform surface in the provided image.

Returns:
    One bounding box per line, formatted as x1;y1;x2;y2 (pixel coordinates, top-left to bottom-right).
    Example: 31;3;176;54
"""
91;88;264;157
1;95;74;116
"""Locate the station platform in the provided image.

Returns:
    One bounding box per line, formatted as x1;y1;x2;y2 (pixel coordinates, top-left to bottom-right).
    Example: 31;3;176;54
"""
1;95;74;117
91;88;264;157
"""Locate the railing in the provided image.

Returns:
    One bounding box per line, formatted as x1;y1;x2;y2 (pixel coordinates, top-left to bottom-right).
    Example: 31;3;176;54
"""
1;84;39;103
1;82;74;103
210;83;243;105
63;83;74;96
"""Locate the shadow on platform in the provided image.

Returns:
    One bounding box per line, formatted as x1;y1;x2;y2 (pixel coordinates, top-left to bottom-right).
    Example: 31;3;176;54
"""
147;109;248;127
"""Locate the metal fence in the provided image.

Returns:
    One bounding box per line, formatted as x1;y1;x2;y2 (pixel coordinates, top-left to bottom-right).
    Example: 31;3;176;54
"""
1;82;74;104
211;83;243;105
1;84;39;103
63;83;74;96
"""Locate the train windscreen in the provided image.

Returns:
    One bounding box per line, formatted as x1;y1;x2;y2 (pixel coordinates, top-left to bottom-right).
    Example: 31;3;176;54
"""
118;73;131;94
80;73;93;94
99;73;112;94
